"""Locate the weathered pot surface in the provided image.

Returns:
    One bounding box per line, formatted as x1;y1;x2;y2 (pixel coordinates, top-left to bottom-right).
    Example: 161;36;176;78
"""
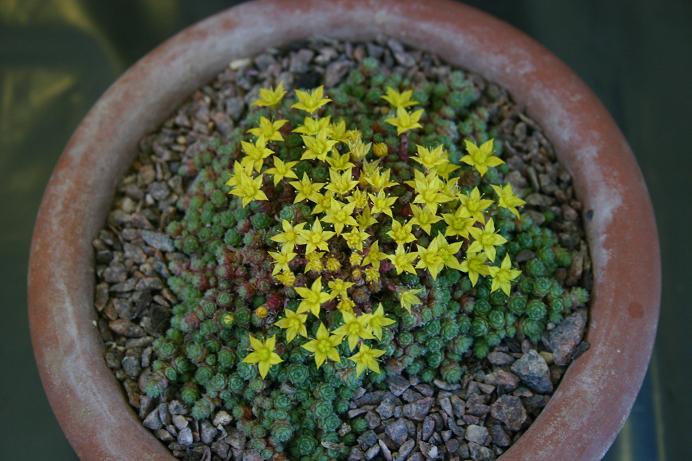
28;1;660;460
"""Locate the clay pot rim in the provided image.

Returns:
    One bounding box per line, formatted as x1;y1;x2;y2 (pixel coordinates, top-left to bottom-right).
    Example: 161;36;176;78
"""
28;1;660;460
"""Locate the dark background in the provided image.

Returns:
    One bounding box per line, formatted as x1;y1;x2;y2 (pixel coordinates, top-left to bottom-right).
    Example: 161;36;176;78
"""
1;1;689;459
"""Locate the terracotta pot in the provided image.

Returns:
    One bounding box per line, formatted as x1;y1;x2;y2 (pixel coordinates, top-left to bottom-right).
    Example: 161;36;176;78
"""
28;1;660;459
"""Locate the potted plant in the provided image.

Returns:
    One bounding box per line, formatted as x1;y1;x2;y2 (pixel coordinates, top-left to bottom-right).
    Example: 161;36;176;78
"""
28;1;660;460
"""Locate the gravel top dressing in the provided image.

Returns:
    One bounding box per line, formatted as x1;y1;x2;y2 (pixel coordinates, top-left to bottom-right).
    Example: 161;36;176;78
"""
93;38;591;461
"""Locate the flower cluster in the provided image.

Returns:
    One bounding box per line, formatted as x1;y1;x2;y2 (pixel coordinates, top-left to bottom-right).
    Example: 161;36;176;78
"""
226;83;527;378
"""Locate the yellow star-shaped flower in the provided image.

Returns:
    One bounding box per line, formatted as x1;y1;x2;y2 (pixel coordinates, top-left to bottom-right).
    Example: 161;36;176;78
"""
295;276;331;317
253;82;287;108
264;156;298;186
275;308;308;343
488;254;522;295
432;233;463;271
310;191;335;215
412;144;448;172
269;245;296;275
350;344;385;376
385;107;424;135
387;219;416;245
381;86;419;109
347;189;370;209
325;168;358;196
326;151;355;171
334;311;374;351
458;187;493;223
387;245;418;275
399;288;424;313
491;183;526;218
363;241;388;270
407;170;454;209
243;335;282;378
442;208;475;239
362;161;397;191
302;323;342;368
410;204;442;235
271;220;305;249
301;132;338;161
356;206;378;230
369;191;398;218
459;250;491;286
297;218;334;254
228;171;268;207
292;115;331;136
240;138;274;172
416;238;446;279
289;173;324;204
247;117;287;142
468;218;507;261
342;227;370;251
328;119;350;142
322;198;357;235
346;138;372;162
328;278;354;300
366;303;395;340
291;85;331;114
461;138;504;176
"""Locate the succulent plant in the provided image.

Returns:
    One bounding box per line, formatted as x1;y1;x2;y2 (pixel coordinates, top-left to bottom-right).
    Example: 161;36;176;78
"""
133;58;590;457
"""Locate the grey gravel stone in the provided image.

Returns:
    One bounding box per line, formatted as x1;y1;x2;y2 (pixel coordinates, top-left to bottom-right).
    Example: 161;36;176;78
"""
421;415;435;441
445;437;460;454
225;97;244;120
511;350;553;393
402;397;433;421
464;425;489;445
489;424;511;448
172;414;188;430
365;411;381;429
213;410;232;427
168;400;186;415
433;379;461;391
439;396;453;417
487;351;515;366
419;440;440;459
544;309;587;365
395;439;415;461
108;319;145;337
468;441;493;461
140;230;174;252
387;374;411;396
200;420;218;444
121;355;141;378
143;409;162;430
385;418;410;445
401;388;423;403
177;427;193;446
379;439;393;461
365;443;381;460
325;60;352;87
155;428;173;442
485;369;520;393
358;430;378;449
490;395;527;431
376;397;397;420
450;395;465;418
349;447;365;461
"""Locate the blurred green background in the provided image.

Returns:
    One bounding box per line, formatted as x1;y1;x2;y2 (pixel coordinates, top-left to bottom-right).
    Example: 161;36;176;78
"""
1;1;689;459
